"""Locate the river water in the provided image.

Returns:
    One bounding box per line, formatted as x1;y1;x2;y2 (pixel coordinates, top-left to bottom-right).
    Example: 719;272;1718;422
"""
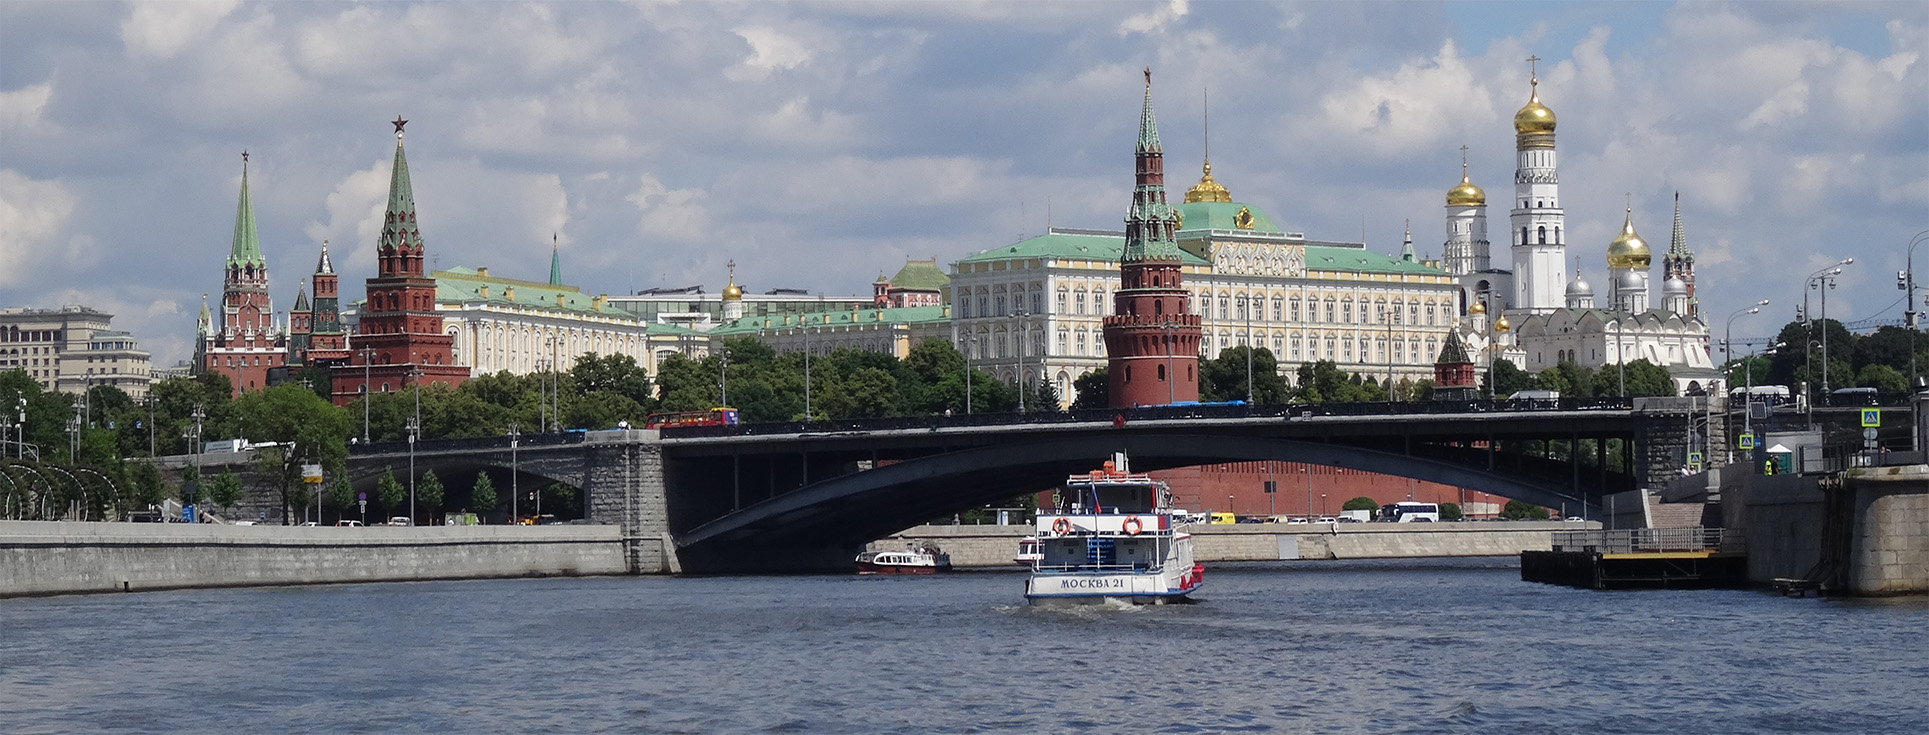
4;558;1925;734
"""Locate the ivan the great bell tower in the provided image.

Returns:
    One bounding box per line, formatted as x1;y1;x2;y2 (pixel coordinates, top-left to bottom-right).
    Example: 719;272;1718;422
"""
1103;70;1201;408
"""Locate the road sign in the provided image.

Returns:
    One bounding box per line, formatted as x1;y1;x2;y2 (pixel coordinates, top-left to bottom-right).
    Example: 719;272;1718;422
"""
358;492;366;501
1738;433;1757;450
1688;451;1703;465
1862;409;1881;428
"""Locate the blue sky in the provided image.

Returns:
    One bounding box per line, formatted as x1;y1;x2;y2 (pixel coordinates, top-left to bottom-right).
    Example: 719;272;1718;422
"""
2;1;1924;367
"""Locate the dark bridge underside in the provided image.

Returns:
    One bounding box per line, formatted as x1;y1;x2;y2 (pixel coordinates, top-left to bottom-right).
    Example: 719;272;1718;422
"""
673;434;1609;574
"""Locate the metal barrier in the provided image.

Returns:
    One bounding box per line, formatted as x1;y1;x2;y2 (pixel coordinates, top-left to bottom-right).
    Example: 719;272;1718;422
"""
1551;527;1743;555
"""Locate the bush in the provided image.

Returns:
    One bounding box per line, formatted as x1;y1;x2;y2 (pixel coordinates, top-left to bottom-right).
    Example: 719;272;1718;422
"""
1500;500;1550;521
1439;502;1463;521
1341;496;1378;512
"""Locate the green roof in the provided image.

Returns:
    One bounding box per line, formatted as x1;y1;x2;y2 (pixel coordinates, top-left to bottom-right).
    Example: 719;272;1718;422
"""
1174;200;1284;234
957;230;1210;266
228;156;264;267
1304;245;1447;276
888;259;950;291
710;305;949;336
434;266;632;317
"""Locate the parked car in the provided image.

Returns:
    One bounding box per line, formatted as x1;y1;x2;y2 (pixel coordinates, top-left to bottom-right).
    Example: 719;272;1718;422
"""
334;520;363;527
385;517;412;526
298;521;319;527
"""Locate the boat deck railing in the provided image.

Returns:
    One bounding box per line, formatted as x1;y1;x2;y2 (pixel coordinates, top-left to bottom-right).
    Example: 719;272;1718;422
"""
1551;527;1744;555
1033;562;1166;574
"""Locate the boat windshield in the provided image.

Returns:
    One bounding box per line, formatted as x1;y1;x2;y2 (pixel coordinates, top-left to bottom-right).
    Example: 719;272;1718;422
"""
1060;480;1158;514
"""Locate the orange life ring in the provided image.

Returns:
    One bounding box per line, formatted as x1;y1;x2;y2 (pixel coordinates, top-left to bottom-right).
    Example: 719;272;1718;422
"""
1052;517;1072;535
1123;516;1143;536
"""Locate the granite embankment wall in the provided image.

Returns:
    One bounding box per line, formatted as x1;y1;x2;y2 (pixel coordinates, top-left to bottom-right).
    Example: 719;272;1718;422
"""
867;521;1585;567
0;521;629;598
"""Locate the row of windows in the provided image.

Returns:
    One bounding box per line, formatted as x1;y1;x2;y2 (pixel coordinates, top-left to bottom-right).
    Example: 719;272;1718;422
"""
962;282;1452;327
1;328;62;343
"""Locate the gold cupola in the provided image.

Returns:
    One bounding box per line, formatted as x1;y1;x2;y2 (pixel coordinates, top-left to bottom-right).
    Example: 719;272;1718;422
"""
1605;207;1652;270
1446;157;1485;207
1493;313;1511;332
1185;159;1232;203
1514;71;1557;150
1468;300;1486;315
722;259;744;301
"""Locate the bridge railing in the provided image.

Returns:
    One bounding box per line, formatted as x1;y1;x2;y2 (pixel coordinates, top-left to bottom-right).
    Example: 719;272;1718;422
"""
663;396;1637;438
350;431;587;456
1551;527;1743;555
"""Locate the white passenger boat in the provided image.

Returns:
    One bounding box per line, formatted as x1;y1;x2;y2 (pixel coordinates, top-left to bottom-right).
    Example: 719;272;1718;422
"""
855;546;951;575
1024;452;1203;604
1014;537;1043;565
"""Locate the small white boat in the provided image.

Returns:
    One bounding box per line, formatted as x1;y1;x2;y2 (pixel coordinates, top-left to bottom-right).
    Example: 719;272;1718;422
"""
855;546;951;575
1014;536;1043;565
1025;452;1203;604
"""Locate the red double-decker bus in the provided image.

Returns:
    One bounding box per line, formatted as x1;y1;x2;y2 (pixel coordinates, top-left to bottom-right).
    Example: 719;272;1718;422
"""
643;407;741;429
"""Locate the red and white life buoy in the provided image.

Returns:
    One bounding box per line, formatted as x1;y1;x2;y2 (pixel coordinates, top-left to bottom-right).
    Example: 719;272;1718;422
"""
1122;516;1143;536
1052;517;1072;535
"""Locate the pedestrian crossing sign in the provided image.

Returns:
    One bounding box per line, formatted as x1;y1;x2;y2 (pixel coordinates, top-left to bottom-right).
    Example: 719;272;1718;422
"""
1862;409;1880;428
1738;432;1757;450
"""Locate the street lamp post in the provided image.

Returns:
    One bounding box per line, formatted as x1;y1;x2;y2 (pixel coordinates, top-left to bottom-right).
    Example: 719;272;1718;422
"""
803;318;813;419
359;347;374;444
963;331;974;415
1802;259;1852;408
1009;308;1030;413
1164;321;1178;406
507;424;519;524
1901;231;1929;387
1302;465;1312;521
408;367;422;525
1242;294;1254;404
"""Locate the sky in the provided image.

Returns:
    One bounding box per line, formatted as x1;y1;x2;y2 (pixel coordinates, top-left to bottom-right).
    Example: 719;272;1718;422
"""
2;0;1924;368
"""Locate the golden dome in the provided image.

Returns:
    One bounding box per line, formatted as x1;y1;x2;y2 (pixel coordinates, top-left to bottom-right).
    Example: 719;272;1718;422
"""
1605;207;1652;270
1494;314;1511;332
1447;168;1485;207
1468;300;1486;315
1184;160;1232;204
1513;78;1556;134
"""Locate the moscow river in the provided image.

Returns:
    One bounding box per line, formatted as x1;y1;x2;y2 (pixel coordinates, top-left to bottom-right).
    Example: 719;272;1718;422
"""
4;558;1925;734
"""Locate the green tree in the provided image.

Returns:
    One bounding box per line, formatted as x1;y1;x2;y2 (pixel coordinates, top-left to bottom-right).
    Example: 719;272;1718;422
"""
1856;363;1907;393
233;382;350;523
1500;499;1550;520
1069;368;1109;410
207;468;247;511
1201;346;1291;405
177;465;202;504
376;467;405;518
1341;496;1378;512
571;352;658;409
328;473;355;518
418;469;445;522
126;461;167;510
471;472;498;515
1439;502;1464;521
1484;358;1534;398
1621;359;1675;397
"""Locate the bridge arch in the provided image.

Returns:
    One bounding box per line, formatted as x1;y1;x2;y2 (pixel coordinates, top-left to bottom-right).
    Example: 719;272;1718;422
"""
678;433;1594;560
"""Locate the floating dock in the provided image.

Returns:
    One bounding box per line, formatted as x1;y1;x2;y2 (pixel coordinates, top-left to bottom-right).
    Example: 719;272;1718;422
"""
1522;528;1747;590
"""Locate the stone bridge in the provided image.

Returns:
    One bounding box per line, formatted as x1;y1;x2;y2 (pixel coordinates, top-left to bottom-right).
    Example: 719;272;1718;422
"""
340;398;1722;573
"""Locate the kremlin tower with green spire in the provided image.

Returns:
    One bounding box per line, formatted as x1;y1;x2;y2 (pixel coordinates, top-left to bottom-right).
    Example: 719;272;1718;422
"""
1103;70;1201;408
330;117;470;406
196;151;289;395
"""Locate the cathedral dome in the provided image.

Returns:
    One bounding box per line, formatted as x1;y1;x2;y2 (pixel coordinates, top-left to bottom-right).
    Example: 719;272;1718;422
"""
1618;269;1648;293
1566;271;1594;299
1468;300;1486;315
722;280;743;301
1513;79;1557;134
1184;160;1233;204
1493;314;1511;332
1606;208;1652;269
1447;172;1485;207
1662;275;1688;297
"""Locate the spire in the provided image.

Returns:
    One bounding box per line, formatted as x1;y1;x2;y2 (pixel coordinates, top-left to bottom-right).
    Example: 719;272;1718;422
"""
197;293;211;335
378;116;422;276
1668;191;1689;258
1136;68;1161;154
228;151;263;267
548;233;562;286
292;282;310;312
315;239;334;274
1401;220;1416;262
1185;85;1232;204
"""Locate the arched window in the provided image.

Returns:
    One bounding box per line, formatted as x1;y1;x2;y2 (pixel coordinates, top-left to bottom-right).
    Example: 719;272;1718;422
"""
1521;226;1529;246
1537;225;1547;245
1157;364;1166;381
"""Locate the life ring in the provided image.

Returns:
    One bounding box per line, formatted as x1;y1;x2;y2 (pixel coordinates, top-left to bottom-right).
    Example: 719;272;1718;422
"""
1123;516;1143;536
1052;517;1072;535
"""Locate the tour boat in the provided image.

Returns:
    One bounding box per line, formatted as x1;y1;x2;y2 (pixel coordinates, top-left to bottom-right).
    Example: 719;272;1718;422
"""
855;546;952;574
1014;536;1043;565
1024;452;1204;604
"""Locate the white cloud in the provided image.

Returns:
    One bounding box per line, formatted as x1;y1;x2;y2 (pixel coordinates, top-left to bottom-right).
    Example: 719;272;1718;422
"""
1298;40;1497;156
627;174;711;242
304;161;393;278
1119;0;1190;36
120;0;242;59
725;26;813;81
0;82;56;136
0;170;77;289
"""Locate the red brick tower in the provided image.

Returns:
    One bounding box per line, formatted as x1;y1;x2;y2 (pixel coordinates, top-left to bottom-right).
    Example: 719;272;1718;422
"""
331;117;469;406
197;151;287;395
304;241;350;365
1103;70;1200;407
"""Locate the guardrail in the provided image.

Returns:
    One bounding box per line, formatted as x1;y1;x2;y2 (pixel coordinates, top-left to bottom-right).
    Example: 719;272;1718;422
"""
1551;527;1743;555
664;397;1638;439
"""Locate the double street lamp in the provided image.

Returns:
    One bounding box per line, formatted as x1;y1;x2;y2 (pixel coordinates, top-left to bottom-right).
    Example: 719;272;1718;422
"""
1802;258;1852;408
407;367;422;525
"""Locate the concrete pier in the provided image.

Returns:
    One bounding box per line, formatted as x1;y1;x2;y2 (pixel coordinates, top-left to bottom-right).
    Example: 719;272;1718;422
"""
0;521;629;598
866;521;1587;567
